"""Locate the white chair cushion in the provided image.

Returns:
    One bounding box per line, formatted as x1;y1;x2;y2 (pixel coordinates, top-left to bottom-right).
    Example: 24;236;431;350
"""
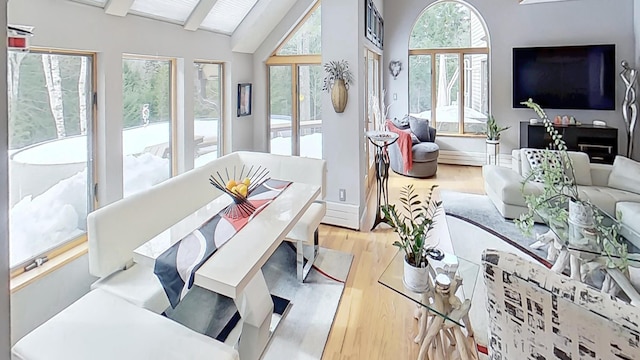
285;202;326;243
12;289;239;360
617;201;640;235
608;155;640;195
90;264;170;314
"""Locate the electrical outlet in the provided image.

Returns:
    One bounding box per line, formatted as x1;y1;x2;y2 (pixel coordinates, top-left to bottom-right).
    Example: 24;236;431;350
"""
339;189;346;202
393;93;398;100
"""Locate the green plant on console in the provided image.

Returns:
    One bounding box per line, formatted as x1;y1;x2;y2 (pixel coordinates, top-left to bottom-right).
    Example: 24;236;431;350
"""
514;99;627;269
382;184;442;267
485;115;510;141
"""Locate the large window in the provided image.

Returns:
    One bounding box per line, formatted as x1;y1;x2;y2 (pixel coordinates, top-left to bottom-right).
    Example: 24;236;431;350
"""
194;62;223;168
409;1;489;135
122;56;174;197
8;50;95;270
268;3;322;159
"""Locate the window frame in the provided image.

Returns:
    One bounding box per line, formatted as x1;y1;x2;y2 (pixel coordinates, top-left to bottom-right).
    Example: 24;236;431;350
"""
267;1;322;157
408;1;490;136
122;54;178;177
193;60;225;162
8;48;97;277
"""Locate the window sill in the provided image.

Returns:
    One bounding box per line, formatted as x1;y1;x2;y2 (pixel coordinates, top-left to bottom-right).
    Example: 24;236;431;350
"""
10;242;88;293
437;133;486;138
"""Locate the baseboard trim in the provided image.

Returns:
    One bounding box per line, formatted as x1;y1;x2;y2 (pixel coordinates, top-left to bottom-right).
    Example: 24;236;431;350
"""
438;150;511;167
323;201;360;230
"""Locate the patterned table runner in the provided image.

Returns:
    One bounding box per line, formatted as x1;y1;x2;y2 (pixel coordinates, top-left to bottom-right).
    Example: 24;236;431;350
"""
154;179;291;308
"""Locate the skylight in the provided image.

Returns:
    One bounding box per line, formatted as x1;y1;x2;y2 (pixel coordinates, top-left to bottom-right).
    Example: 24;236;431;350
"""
200;0;259;35
130;0;200;23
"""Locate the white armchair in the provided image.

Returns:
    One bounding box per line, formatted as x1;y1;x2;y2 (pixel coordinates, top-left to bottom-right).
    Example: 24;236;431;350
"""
482;249;640;360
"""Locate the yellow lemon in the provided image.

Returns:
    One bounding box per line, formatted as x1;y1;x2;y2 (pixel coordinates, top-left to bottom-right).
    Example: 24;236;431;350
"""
226;179;237;191
237;184;248;197
242;178;251;186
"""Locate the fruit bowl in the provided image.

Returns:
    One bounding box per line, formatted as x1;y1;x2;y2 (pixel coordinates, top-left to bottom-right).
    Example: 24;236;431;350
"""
209;165;270;219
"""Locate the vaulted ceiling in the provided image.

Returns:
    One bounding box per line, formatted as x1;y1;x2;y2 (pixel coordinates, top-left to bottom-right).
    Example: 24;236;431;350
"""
71;0;300;53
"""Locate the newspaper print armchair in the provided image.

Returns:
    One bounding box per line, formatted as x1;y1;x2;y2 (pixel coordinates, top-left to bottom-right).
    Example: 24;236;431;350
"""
482;249;640;360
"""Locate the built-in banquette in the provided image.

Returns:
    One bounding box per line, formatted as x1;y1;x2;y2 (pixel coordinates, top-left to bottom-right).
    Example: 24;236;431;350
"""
12;151;326;360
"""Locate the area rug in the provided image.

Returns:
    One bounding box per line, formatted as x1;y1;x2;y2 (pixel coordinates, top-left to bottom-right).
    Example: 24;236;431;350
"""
444;215;548;350
440;190;550;261
165;242;353;359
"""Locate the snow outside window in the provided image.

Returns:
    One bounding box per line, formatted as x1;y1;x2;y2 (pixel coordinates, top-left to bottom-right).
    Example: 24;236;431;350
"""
194;62;223;168
8;51;94;269
122;57;173;197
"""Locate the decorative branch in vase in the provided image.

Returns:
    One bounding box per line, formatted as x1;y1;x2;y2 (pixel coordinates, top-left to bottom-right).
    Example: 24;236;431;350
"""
322;60;354;113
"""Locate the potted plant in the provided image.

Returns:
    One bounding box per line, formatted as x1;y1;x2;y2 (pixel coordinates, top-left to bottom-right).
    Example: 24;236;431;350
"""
322;60;354;113
485;115;510;165
382;184;443;292
515;99;627;269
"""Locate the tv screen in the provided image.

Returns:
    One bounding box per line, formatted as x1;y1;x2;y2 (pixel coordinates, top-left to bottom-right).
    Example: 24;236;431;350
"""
513;44;616;110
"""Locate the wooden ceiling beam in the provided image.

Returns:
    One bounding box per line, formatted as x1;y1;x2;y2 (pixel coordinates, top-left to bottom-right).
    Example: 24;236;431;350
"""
184;0;220;31
104;0;135;17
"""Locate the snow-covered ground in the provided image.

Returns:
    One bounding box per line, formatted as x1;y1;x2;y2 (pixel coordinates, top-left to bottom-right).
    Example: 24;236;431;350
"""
9;121;217;267
8;120;323;268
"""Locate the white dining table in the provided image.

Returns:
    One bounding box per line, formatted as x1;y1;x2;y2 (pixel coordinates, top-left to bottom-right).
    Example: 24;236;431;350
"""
133;182;321;360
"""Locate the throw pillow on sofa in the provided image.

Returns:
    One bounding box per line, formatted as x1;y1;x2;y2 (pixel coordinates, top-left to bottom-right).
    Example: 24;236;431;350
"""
391;116;410;130
408;116;431;142
608;156;640;195
523;149;570;184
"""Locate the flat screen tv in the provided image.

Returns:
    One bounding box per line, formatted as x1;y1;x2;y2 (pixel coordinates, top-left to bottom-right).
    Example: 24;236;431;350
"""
513;44;616;110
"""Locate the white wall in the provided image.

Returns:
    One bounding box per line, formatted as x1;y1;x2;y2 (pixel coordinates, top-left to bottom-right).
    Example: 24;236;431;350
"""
231;52;256;151
1;1;11;358
383;0;635;156
7;0;254;342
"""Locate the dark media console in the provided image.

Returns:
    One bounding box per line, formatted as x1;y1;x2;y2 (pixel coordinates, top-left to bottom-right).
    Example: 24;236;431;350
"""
520;122;618;164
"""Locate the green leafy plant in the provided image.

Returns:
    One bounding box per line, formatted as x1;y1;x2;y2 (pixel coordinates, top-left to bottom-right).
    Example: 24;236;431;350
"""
382;184;442;267
485;115;510;141
515;99;627;268
322;60;354;92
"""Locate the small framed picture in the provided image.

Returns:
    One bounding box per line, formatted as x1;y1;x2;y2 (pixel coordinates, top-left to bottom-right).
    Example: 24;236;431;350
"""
237;83;252;117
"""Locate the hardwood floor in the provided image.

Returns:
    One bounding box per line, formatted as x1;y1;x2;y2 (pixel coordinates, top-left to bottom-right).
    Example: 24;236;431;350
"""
320;164;485;359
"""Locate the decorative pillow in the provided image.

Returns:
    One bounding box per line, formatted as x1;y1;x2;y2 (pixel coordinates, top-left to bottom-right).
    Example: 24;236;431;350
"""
524;149;570;184
408;116;431;142
608;156;640;195
391;116;410;130
401;129;420;144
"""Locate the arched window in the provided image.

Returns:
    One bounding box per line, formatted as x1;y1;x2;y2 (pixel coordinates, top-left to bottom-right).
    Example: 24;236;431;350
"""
409;1;489;135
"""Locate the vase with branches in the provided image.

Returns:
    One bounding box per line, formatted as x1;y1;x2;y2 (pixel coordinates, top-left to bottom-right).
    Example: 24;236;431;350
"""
323;60;354;113
514;99;627;269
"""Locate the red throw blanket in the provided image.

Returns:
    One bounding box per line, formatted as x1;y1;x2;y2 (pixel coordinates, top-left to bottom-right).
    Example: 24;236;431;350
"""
386;120;413;172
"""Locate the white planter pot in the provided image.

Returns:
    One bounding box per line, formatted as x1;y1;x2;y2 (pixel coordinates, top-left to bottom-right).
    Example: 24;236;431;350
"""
403;256;431;293
569;200;594;227
486;140;500;165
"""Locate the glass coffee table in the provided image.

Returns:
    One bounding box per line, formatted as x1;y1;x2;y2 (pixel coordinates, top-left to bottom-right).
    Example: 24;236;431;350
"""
378;250;480;360
534;199;640;304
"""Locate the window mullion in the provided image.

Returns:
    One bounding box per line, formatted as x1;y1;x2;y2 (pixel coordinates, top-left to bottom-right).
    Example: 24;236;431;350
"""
459;52;464;134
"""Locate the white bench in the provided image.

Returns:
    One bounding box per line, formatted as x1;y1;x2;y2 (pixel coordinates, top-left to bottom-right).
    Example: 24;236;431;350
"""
12;289;239;360
87;151;326;313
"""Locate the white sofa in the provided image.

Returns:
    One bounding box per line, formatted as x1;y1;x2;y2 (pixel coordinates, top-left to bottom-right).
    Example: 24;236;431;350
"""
483;149;640;236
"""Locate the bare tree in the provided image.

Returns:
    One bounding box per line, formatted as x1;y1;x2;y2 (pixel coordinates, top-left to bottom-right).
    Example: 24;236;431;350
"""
7;52;26;121
78;56;88;135
42;54;66;138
